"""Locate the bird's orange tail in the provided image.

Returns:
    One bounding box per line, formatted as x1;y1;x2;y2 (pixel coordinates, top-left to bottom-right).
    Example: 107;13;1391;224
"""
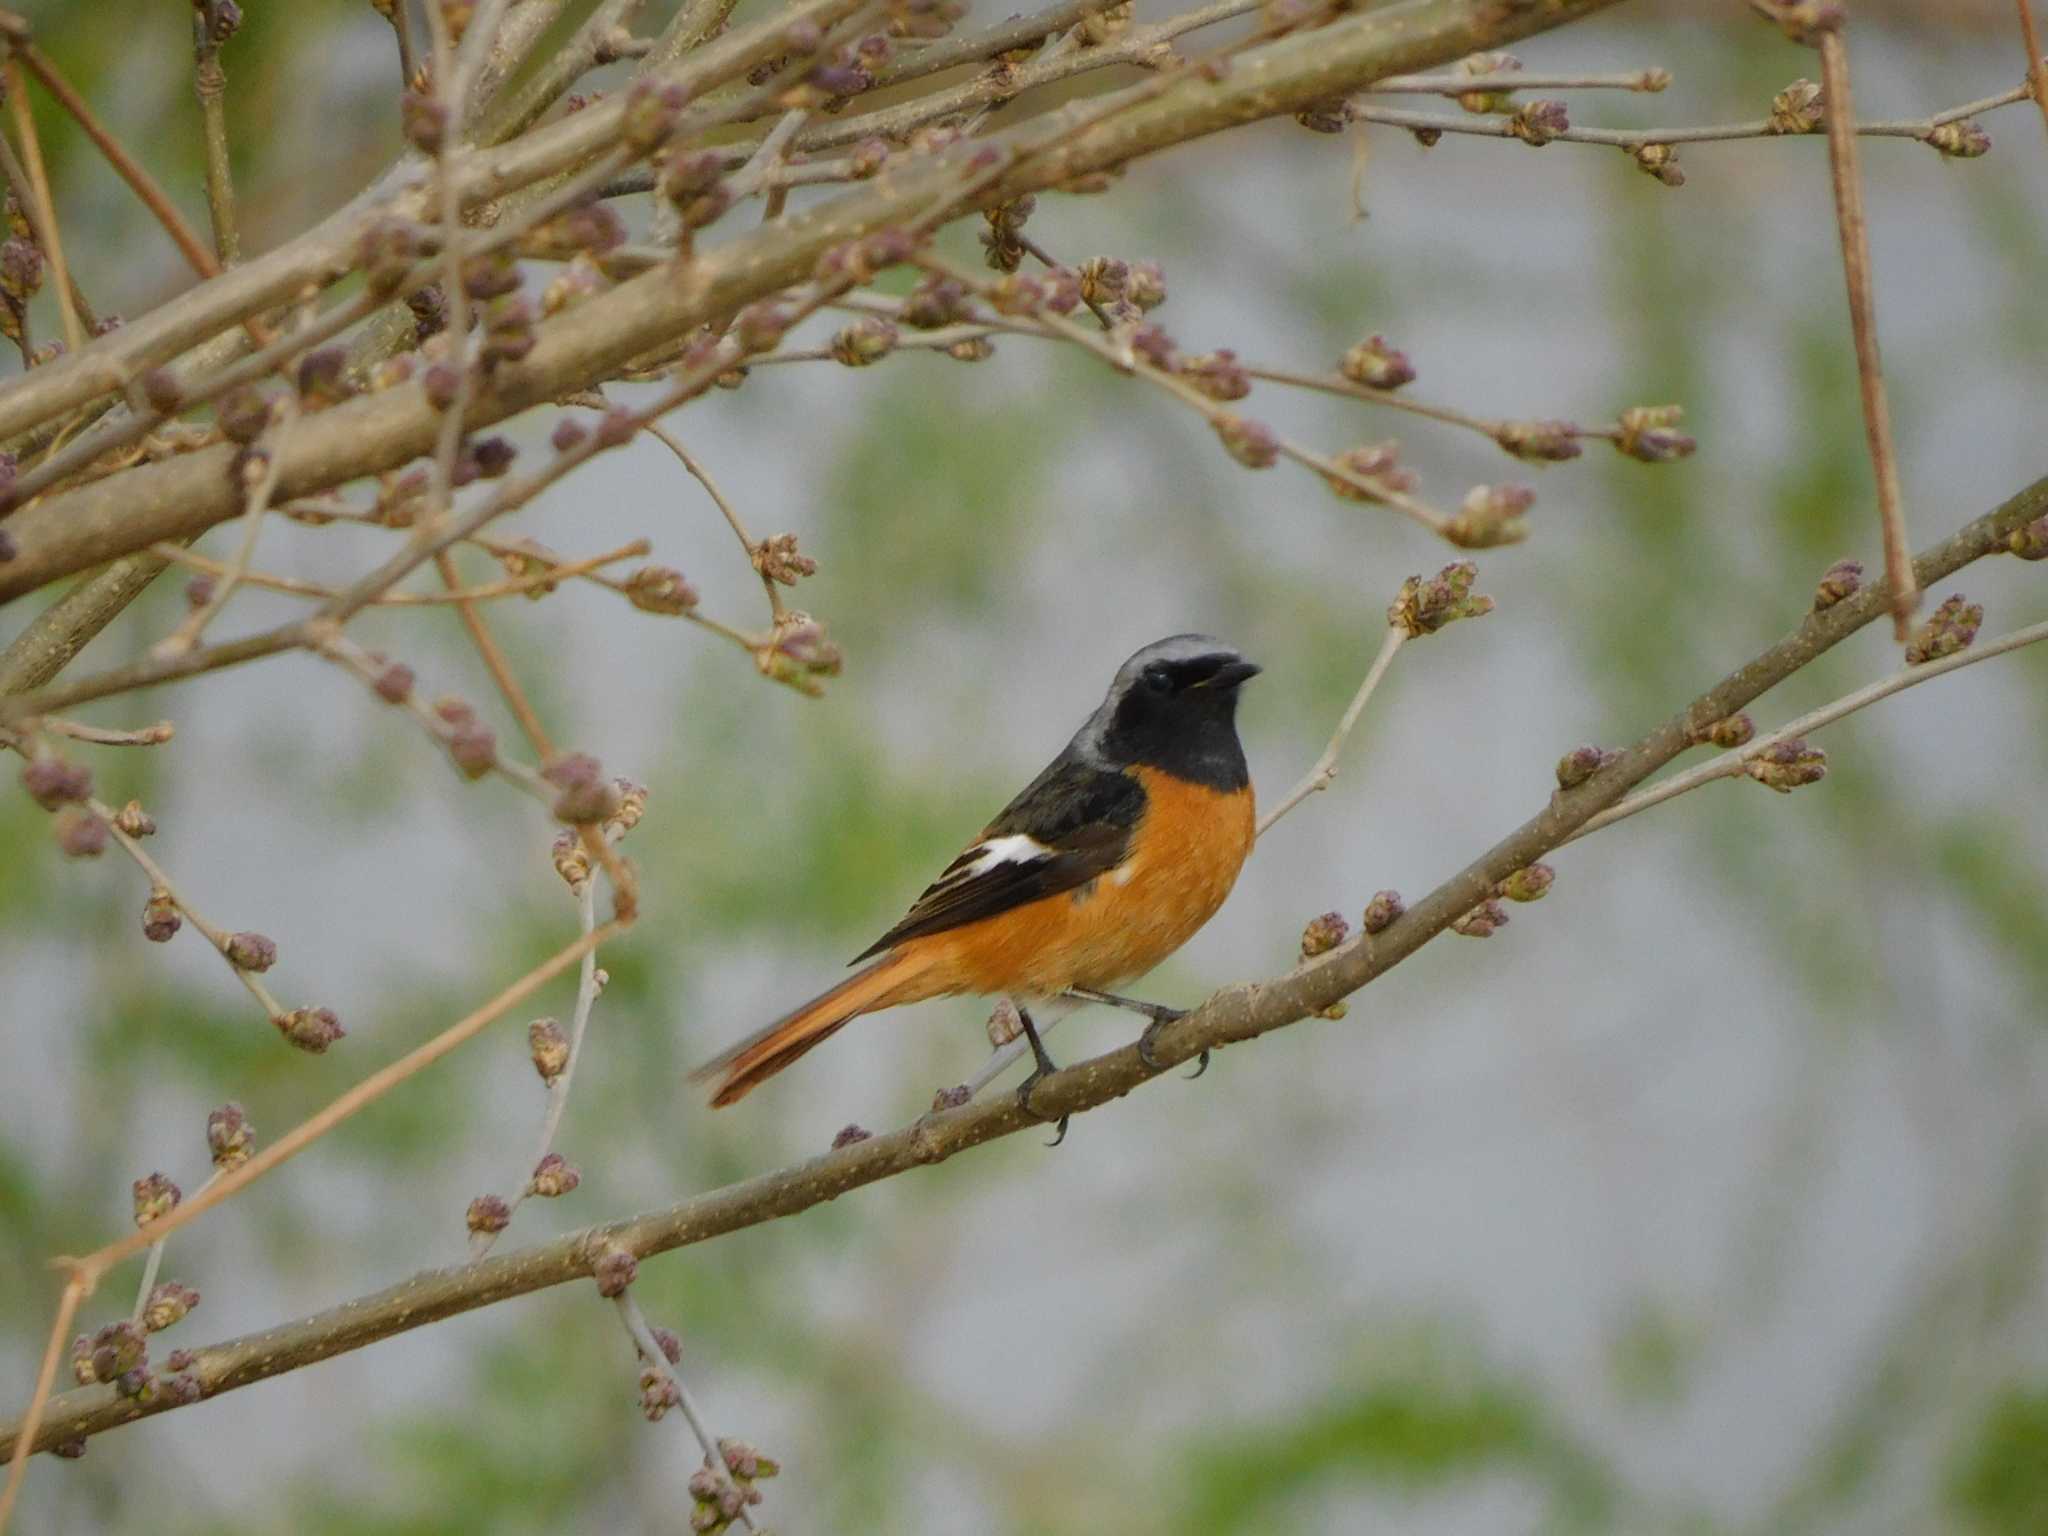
690;949;925;1107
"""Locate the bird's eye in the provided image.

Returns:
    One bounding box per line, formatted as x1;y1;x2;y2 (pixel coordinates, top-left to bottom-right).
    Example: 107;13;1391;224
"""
1141;665;1173;695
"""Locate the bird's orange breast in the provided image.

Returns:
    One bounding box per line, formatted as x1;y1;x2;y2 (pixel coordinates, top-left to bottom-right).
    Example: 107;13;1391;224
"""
889;766;1255;1002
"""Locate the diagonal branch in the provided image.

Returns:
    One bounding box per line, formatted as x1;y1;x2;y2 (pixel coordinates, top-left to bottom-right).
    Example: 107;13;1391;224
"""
7;471;2042;1462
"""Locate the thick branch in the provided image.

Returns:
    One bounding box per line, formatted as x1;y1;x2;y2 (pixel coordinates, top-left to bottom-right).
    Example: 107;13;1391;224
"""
7;471;2041;1460
0;0;1625;605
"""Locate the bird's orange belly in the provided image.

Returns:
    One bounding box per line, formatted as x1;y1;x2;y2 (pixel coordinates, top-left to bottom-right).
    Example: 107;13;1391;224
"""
902;767;1255;1001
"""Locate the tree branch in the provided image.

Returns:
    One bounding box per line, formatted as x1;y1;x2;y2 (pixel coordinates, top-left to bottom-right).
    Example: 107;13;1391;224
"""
8;469;2041;1461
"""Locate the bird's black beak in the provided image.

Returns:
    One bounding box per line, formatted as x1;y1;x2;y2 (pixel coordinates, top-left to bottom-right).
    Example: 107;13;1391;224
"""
1208;659;1261;689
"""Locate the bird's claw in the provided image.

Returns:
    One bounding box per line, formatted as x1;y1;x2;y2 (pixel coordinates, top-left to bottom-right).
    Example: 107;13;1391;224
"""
1014;1071;1069;1146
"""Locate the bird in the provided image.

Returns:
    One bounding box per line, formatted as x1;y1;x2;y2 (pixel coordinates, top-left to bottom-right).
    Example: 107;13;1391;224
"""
690;634;1261;1134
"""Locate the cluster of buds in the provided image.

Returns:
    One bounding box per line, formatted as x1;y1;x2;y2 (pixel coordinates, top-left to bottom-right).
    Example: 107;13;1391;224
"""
930;1083;972;1111
2008;516;2048;562
1299;911;1350;958
1693;713;1755;750
520;200;625;263
1508;99;1570;147
1744;738;1827;792
529;1017;571;1083
114;800;157;837
901;274;972;330
357;217;424;297
660;149;732;236
1451;898;1510;937
1495;419;1582;463
466;1194;512;1236
1323;442;1416;503
798;35;890;104
1496;863;1555;903
142;890;182;943
592;1243;639;1297
0;219;45;347
1614;405;1695;463
55;806;109;858
436;697;499;779
1813;557;1863;609
980;195;1036;271
831;316;899;366
624;564;701;615
1295;98;1350;134
226;931;279;971
1555;745;1619;789
640;1365;682;1421
545;753;624;824
294;347;352;410
408;284;448;342
141;1281;202;1333
1362;890;1405;935
552;829;592;894
215;385;274;444
623;76;692;154
527;1153;581;1198
208;1102;256;1169
1632;143;1684;188
832;1123;873;1148
1446;483;1534;548
1904;593;1983;665
133;1171;182;1226
1210;412;1279;469
21;753;92;810
757;611;845;695
1389;560;1495;636
754;532;818;586
75;1322;147;1394
274;1006;345;1053
1177;349;1251;402
1768;78;1824;134
373;467;431;527
1340;335;1415;392
685;1442;780;1532
606;780;649;840
1927;120;1992;159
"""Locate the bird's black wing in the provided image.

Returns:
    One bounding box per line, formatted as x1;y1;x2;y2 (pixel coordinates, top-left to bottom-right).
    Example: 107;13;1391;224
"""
850;751;1144;961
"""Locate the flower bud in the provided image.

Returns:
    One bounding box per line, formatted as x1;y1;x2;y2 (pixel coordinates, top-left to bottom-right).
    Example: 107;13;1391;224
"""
1904;593;1982;665
1178;350;1251;401
1555;746;1617;789
274;1006;345;1053
21;754;92;810
141;1281;200;1333
1813;557;1863;609
142;890;182;943
1299;911;1350;957
133;1172;181;1226
1497;863;1554;902
592;1244;638;1297
1362;890;1404;935
1698;713;1755;749
832;1123;872;1148
1495;419;1582;462
830;317;898;366
625;565;700;615
1769;78;1823;134
55;807;108;857
226;931;278;972
1389;560;1495;636
1615;404;1695;462
1212;413;1279;469
466;1194;512;1235
207;1102;255;1169
528;1153;581;1198
1445;484;1534;548
1507;99;1569;146
1744;739;1828;793
1451;898;1510;937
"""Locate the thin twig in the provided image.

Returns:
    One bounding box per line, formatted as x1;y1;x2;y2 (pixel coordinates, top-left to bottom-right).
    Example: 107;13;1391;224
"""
2017;0;2048;144
433;548;558;758
640;423;784;617
190;7;240;266
38;717;174;746
2;55;83;351
1816;28;1915;640
1257;625;1406;835
613;1293;758;1528
1569;616;2048;845
152;538;649;606
153;402;295;657
1349;82;2033;148
12;42;221;280
1367;67;1670;95
131;1171;221;1328
0;1273;82;1528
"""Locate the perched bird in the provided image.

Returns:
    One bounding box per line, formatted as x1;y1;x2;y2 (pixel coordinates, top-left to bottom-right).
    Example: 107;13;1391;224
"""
691;635;1261;1130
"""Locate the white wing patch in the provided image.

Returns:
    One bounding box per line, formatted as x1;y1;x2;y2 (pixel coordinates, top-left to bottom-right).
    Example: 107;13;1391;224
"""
963;834;1054;876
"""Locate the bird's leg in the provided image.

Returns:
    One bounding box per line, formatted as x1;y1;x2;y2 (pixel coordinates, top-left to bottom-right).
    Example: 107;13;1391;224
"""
1014;1008;1070;1147
1064;987;1209;1079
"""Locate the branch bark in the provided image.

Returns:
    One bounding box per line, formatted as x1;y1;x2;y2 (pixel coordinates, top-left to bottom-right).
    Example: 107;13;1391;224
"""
8;469;2041;1461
